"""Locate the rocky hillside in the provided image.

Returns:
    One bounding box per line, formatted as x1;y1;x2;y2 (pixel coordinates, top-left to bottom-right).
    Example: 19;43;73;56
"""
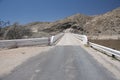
24;7;120;39
42;14;93;34
1;8;120;38
84;8;120;36
25;14;93;36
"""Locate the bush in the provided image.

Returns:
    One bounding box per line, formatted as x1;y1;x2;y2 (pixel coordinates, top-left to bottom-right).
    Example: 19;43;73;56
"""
4;23;32;39
0;20;10;38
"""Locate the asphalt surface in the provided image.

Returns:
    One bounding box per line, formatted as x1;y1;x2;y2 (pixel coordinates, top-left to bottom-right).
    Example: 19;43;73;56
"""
1;33;117;80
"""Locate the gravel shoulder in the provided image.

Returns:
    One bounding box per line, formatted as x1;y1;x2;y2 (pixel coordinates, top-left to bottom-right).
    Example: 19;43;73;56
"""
0;46;51;77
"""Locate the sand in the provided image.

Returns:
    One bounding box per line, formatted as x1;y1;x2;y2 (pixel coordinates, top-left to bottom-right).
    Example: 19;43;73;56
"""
0;46;51;77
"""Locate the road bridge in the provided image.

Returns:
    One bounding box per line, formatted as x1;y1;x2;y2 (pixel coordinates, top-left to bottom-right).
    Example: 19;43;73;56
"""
1;33;119;80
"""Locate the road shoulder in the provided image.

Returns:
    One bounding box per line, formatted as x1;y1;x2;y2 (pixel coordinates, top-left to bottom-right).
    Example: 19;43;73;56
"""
75;38;120;80
0;46;51;77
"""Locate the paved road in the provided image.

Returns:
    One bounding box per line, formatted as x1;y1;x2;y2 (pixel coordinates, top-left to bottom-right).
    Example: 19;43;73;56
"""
1;33;117;80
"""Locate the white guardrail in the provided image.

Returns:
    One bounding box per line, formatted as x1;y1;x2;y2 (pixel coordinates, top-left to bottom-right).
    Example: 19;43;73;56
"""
75;34;120;61
89;42;120;60
50;33;64;45
74;34;88;45
0;33;64;49
0;38;49;48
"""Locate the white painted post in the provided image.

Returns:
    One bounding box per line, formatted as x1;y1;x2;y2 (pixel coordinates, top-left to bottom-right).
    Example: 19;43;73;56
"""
50;36;55;45
83;35;88;45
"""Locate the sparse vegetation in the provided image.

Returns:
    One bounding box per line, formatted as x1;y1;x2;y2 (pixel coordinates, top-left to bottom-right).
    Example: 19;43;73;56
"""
0;20;10;39
84;7;120;36
4;23;32;39
0;7;120;39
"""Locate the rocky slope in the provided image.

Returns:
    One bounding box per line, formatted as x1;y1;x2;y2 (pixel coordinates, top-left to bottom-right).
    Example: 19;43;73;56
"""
84;8;120;36
25;14;93;36
24;7;120;39
42;14;93;34
1;8;117;39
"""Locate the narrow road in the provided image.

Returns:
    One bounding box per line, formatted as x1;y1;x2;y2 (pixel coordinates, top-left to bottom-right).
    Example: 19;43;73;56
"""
1;33;117;80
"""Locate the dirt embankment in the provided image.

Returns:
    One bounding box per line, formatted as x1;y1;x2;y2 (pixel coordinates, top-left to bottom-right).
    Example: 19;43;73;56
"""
90;39;120;51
